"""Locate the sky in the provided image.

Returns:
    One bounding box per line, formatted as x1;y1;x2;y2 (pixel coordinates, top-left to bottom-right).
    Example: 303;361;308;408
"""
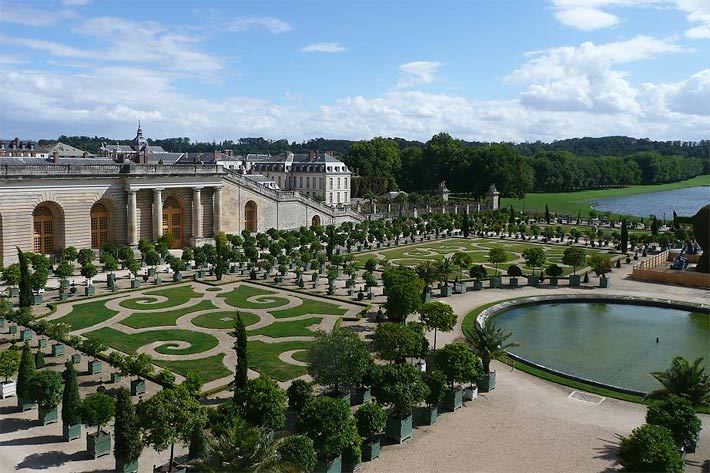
1;0;709;143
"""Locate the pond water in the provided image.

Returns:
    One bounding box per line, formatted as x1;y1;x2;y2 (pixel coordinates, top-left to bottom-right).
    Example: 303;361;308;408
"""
592;186;709;217
493;302;709;393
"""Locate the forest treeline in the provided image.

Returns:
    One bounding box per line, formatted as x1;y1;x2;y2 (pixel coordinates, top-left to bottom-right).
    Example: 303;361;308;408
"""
40;133;708;198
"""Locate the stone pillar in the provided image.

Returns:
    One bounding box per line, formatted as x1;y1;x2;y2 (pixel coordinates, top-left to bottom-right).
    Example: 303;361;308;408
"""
126;190;138;246
213;186;223;235
192;187;203;239
454;205;458;214
153;188;163;241
465;204;470;214
387;203;391;214
413;207;418;218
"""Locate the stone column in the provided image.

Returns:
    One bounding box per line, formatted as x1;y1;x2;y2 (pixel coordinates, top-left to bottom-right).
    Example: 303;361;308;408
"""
126;190;138;246
192;187;203;239
213;186;223;235
413;207;418;218
153;188;163;241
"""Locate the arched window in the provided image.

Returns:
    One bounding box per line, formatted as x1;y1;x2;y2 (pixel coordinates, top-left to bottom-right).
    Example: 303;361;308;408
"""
311;215;321;227
162;196;183;248
33;205;54;254
90;202;110;249
244;201;257;232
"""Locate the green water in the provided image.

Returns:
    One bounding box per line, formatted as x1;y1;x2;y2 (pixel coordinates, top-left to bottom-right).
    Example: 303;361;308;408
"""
494;302;709;393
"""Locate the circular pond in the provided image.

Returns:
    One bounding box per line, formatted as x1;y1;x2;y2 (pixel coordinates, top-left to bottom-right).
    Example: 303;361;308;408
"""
492;301;709;393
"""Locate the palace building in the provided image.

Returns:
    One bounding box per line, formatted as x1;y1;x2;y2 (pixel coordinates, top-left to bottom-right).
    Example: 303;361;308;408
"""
0;124;360;265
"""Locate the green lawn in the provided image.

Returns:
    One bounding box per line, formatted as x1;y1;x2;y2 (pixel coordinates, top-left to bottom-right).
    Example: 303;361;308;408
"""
84;327;219;355
219;284;290;310
191;310;260;329
59;300;118;331
249;317;322;338
269;298;348;319
247;340;312;381
205;287;222;292
120;300;216;329
502;175;710;216
154;354;231;383
119;285;203;310
290;349;309;363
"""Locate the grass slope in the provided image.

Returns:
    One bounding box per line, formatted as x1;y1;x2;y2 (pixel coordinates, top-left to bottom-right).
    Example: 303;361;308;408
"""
269;298;348;319
120;300;216;329
191;310;260;329
59;300;118;331
119;285;203;310
502;175;710;216
219;284;290;310
248;340;312;381
155;354;231;383
248;317;322;338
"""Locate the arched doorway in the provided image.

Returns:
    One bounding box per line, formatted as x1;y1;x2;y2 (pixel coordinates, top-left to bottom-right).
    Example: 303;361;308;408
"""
33;205;56;254
90;202;110;249
244;201;257;232
311;215;321;227
162;196;183;248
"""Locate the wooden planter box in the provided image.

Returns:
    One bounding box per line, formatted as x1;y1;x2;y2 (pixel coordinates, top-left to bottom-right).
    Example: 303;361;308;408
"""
361;440;381;461
350;387;371;406
423;287;431;302
39;338;47;349
21;329;33;341
314;455;342;473
63;423;81;441
131;378;146;396
154;277;162;286
473;280;483;291
478;371;496;393
9;324;17;335
148;268;157;277
153;462;186;473
549;277;558;287
116;459;139;473
84;286;95;297
131;279;141;289
414;406;438;426
87;431;112;459
463;385;478;401
33;294;43;305
442;386;463;412
18;397;35;411
0;316;4;328
568;274;581;287
111;372;122;383
71;354;81;364
599;276;609;288
173;273;182;282
39;406;58;425
52;343;65;356
89;360;102;375
489;277;502;288
1;381;16;399
526;275;539;287
509;277;519;288
9;287;19;297
440;285;453;297
385;415;412;444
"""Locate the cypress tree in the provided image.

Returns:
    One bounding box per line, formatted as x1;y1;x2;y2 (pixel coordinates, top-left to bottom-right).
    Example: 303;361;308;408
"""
17;342;36;405
187;422;207;461
34;349;45;369
461;211;470;238
114;387;142;468
62;361;81;427
17;248;33;308
509;206;515;225
545;205;551;224
651;216;659;235
620;220;629;253
233;311;248;400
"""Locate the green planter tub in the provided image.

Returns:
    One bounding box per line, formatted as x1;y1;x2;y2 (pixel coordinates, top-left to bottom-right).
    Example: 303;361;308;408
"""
111;372;122;383
441;386;463;412
473;280;483;291
526;275;540;287
489;276;502;288
84;286;95;297
63;423;81;441
568;274;581;287
17;398;35;411
87;431;111;459
509;277;519;288
131;279;141;289
414;406;438;426
39;338;47;349
549;277;558;287
599;276;609;288
38;406;58;425
52;343;65;356
350;387;371;406
71;354;81;364
314;454;342;473
131;378;146;396
116;459;139;473
33;294;43;305
9;324;17;335
9;287;19;297
440;285;453;297
21;329;33;341
361;440;381;461
385;415;412;444
173;273;182;282
478;371;496;393
89;360;102;375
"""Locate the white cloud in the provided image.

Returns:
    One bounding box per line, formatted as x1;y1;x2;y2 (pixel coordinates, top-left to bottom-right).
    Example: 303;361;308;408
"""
300;42;346;53
505;36;685;113
226;16;292;34
0;2;76;27
61;0;91;5
397;61;443;88
554;6;620;30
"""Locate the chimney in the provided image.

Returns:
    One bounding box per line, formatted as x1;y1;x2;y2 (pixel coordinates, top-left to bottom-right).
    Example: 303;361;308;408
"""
82;151;88;158
324;150;333;157
308;150;316;160
52;150;60;163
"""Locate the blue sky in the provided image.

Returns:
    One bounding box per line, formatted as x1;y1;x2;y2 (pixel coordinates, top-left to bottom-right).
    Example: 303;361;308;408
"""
1;0;709;142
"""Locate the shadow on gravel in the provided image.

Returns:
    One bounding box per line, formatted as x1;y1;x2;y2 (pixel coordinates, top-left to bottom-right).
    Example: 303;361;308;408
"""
0;434;64;446
0;417;37;433
16;449;90;470
594;435;622;472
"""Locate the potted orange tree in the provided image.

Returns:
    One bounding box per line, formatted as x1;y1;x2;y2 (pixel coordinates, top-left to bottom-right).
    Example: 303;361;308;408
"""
465;319;518;393
354;402;387;462
371;364;428;444
435;342;482;412
29;370;63;425
80;391;115;458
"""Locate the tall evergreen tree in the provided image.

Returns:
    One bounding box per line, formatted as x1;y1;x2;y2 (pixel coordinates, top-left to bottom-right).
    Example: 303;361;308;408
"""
187;422;207;461
114;387;143;469
233;312;248;401
17;248;33;308
651;215;660;235
545;205;551;224
620;220;629;253
17;342;36;405
461;211;470;238
509;206;515;225
62;361;81;428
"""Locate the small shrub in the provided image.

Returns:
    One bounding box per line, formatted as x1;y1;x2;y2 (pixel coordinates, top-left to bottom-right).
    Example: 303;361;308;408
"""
618;424;683;473
287;379;312;413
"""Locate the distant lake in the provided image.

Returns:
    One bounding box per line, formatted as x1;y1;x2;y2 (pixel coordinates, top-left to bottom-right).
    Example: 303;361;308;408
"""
592;186;709;217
